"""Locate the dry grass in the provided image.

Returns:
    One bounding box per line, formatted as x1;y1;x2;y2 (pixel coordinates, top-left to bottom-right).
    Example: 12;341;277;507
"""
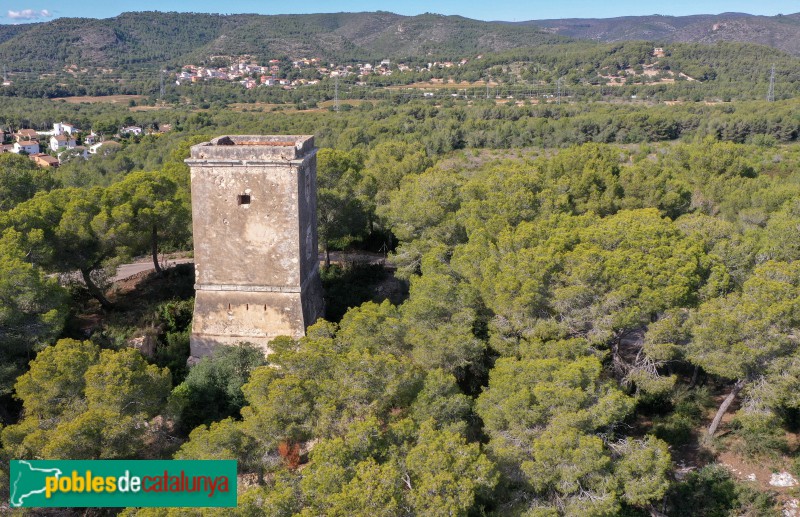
130;105;168;112
228;102;288;112
51;94;145;104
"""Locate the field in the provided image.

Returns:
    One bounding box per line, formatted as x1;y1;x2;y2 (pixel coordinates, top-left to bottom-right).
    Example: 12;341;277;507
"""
51;94;146;104
228;102;286;112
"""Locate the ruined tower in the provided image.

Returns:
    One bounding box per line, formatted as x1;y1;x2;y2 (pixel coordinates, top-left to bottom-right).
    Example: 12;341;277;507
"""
186;135;324;357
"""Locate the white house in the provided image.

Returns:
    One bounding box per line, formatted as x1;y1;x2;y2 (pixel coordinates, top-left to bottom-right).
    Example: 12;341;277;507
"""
13;141;40;154
83;132;99;145
89;141;121;155
53;122;77;136
50;134;77;151
72;145;90;159
120;126;143;136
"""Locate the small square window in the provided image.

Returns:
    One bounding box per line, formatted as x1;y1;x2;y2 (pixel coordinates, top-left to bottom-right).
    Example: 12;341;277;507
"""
237;194;251;206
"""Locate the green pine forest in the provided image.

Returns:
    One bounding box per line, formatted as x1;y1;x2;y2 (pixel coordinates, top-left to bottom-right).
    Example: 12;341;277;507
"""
4;10;800;517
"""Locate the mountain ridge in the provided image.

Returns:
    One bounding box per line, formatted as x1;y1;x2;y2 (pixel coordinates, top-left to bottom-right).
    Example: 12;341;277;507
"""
510;12;800;55
3;10;800;74
0;11;566;71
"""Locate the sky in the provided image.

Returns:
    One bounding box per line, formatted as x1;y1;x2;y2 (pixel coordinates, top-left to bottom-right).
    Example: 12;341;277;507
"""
2;0;799;24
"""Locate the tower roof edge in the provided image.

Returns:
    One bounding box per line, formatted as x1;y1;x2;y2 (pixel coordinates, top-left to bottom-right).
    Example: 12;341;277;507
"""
187;134;315;162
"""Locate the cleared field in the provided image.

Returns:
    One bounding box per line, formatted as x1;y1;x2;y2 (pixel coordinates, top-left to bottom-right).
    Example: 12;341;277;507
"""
228;100;368;113
228;102;289;112
51;94;145;104
130;105;167;111
317;99;368;108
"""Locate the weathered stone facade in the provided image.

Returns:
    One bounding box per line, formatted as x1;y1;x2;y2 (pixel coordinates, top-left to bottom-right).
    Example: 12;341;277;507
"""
186;135;324;357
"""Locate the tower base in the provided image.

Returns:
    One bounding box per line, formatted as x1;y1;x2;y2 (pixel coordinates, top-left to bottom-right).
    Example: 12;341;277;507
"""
189;274;324;358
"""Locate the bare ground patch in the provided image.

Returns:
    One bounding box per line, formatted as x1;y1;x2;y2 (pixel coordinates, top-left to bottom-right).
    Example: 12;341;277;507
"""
51;94;145;104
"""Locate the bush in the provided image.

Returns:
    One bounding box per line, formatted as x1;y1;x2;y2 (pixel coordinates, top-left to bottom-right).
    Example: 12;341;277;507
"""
168;343;267;435
155;330;190;384
158;299;194;333
148;299;194;384
667;465;778;517
729;411;787;458
651;386;713;446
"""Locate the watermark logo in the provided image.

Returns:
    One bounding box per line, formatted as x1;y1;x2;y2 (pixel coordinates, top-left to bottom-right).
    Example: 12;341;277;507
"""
10;460;237;508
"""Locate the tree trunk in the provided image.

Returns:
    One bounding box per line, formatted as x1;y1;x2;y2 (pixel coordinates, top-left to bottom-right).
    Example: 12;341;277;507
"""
610;335;626;377
151;224;162;274
81;268;114;310
689;365;700;388
325;246;331;268
707;379;746;438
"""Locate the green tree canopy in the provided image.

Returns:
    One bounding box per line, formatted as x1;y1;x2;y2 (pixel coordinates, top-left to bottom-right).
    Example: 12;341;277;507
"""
0;230;68;396
3;339;170;459
0;154;58;211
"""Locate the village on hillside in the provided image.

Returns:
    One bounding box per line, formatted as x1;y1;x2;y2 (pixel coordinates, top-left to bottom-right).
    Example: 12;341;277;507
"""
173;47;686;93
175;56;470;89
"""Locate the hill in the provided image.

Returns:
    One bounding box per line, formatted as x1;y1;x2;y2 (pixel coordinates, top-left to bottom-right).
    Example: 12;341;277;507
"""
0;11;566;71
514;12;800;56
3;9;799;102
0;23;35;44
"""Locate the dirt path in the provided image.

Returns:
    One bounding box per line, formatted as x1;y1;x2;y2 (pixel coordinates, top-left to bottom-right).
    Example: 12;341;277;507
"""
111;251;390;283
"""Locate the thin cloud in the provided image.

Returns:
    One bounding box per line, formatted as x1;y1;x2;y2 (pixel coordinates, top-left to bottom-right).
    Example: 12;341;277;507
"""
7;9;53;20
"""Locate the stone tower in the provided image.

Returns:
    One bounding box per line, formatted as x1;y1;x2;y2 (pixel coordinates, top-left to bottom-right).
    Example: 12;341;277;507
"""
186;135;324;357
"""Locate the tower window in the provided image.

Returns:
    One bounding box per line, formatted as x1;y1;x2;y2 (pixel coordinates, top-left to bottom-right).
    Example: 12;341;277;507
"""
237;194;251;206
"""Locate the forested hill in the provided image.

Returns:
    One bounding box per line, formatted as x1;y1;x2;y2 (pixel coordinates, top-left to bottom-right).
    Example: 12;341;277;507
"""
514;12;800;56
0;23;34;45
0;11;566;71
